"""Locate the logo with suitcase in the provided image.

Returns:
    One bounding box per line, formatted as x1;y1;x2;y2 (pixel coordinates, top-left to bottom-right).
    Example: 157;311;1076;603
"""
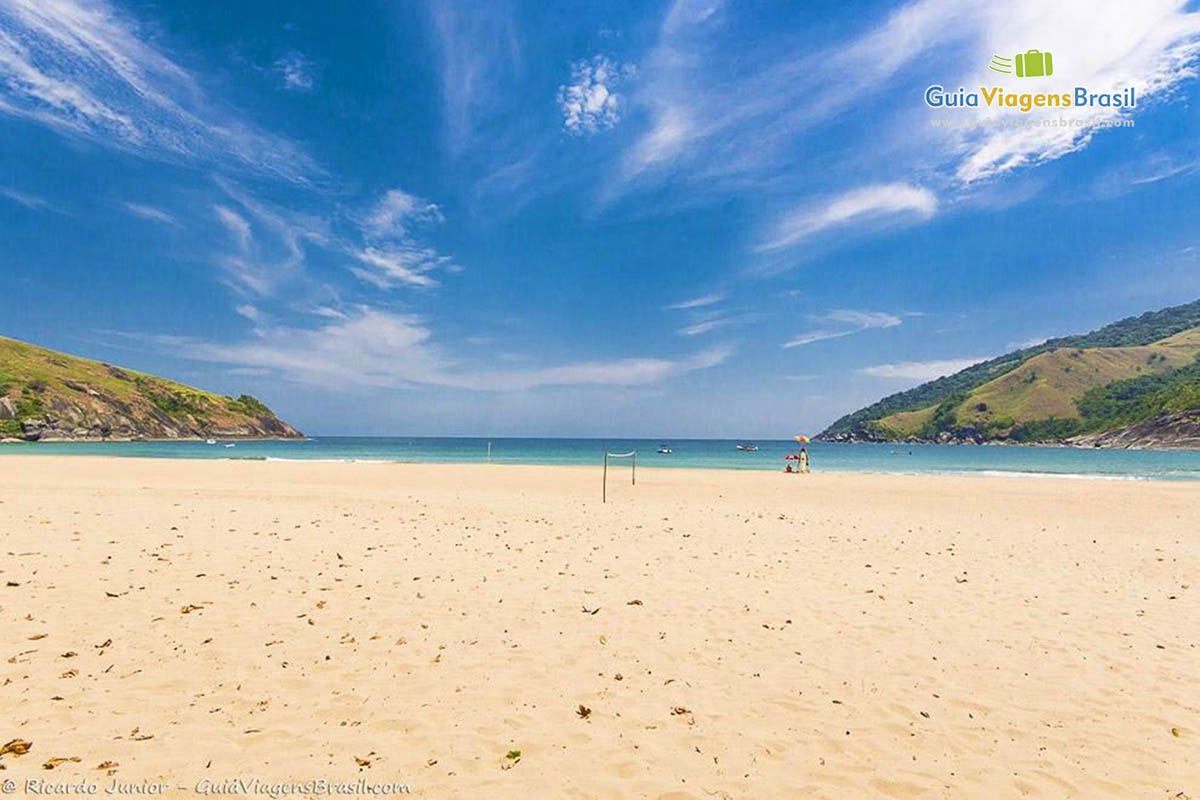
989;50;1054;78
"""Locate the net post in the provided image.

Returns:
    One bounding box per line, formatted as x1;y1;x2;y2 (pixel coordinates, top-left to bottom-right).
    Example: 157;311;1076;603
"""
603;451;608;503
632;451;636;485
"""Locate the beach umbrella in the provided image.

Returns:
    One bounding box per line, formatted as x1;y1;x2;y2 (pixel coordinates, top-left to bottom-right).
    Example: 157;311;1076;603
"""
794;435;810;443
785;454;801;460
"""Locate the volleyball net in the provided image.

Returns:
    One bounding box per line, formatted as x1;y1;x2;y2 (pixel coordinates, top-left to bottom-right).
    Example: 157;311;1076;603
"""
602;450;636;503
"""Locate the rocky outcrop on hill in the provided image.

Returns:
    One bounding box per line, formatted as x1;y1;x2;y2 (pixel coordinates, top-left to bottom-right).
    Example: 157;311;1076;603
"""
818;410;1200;450
1;335;302;443
1069;410;1200;450
5;390;300;441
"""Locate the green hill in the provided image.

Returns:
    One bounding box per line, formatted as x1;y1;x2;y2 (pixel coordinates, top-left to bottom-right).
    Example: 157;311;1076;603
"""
0;336;302;442
819;299;1200;449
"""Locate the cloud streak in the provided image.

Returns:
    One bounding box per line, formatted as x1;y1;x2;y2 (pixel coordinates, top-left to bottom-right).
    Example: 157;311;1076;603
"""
759;184;937;252
359;189;443;239
426;0;521;154
783;309;903;349
351;246;444;289
346;188;455;289
0;0;319;182
667;292;724;310
206;180;333;297
214;205;252;251
166;308;731;392
613;0;1200;215
123;202;176;225
1;185;58;212
677;313;758;337
859;357;985;381
943;1;1200;183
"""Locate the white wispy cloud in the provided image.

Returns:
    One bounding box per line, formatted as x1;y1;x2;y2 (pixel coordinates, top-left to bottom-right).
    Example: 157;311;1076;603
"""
616;0;708;182
1006;336;1048;351
351;246;444;289
821;310;905;328
624;104;693;182
234;304;261;322
1;186;56;211
475;344;730;391
943;2;1200;183
360;189;443;239
207;180;331;297
678;319;727;337
123;201;176;225
274;52;315;92
204;182;454;298
783;309;903;349
558;55;635;135
614;0;1200;209
617;0;947;186
759;184;937;252
667;292;724;310
860;358;986;381
677;312;758;337
214;205;252;251
165;308;731;392
347;188;454;290
0;0;318;182
426;0;521;154
782;330;851;348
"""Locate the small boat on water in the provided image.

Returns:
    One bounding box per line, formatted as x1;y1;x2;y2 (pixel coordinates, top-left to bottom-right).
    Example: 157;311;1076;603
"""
205;438;217;445
736;443;758;451
657;445;673;454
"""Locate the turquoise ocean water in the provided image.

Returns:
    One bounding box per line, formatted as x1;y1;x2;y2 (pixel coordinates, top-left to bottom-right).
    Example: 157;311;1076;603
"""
2;437;1199;481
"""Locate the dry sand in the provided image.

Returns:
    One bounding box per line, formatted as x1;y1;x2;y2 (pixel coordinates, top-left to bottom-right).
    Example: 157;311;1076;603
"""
0;456;1197;798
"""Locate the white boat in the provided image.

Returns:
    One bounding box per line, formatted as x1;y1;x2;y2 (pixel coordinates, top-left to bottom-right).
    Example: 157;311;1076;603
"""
735;443;758;451
657;445;672;454
205;438;216;445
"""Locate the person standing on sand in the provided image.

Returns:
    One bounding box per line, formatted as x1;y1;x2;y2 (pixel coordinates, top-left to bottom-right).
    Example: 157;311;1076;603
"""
799;447;810;474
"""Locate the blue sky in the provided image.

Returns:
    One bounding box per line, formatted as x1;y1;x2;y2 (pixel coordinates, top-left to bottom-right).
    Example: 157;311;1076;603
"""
1;0;1199;437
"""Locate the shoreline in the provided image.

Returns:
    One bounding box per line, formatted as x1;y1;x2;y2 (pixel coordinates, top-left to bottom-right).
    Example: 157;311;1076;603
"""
4;433;1200;452
818;435;1200;452
0;435;306;444
0;451;1197;484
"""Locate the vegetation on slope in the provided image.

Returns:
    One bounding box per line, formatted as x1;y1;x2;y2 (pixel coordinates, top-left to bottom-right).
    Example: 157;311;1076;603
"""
872;327;1200;436
0;336;301;441
822;298;1200;438
1076;354;1200;426
858;350;1200;445
1003;356;1200;442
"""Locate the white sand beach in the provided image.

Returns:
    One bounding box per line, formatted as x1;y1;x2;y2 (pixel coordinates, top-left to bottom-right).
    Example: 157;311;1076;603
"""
1;456;1197;798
